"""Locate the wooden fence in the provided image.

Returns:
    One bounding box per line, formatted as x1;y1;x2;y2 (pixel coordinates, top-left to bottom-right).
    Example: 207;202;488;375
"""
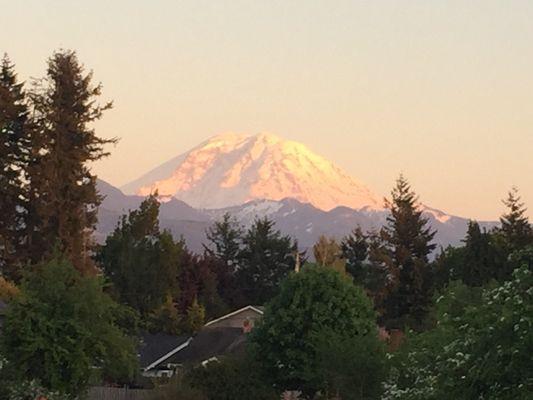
87;386;160;400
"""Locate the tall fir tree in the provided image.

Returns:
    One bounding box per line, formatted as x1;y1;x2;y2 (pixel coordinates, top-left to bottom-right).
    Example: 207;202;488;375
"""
341;227;369;283
203;212;242;270
26;50;116;274
381;175;436;330
98;194;180;317
0;55;31;280
237;217;297;306
203;213;243;308
460;221;499;286
499;187;533;251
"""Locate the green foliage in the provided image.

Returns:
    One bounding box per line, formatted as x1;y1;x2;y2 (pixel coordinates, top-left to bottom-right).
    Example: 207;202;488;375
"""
99;194;181;317
204;213;242;270
314;330;388;400
431;245;464;289
460;221;505;286
25;50;116;274
499;187;533;252
384;266;533;399
0;255;138;395
185;355;278;400
341;228;390;312
508;245;533;271
149;294;181;334
203;214;243;308
435;189;532;290
0;372;73;400
184;298;206;334
237;217;297;305
251;265;377;395
0;54;31;280
381;175;436;330
341;227;369;283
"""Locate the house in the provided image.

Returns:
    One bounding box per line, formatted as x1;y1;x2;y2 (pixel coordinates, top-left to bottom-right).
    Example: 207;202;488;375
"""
139;332;191;378
167;326;247;366
203;305;264;331
172;305;264;366
140;305;264;376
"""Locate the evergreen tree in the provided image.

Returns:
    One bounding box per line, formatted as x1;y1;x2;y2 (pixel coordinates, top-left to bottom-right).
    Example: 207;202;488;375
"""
237;217;297;305
499;187;533;251
358;229;391;315
431;245;465;289
0;54;31;280
381;175;436;330
203;213;242;308
340;227;391;312
98;195;180;317
203;212;242;270
460;221;499;286
26;50;116;274
341;227;369;283
149;294;181;335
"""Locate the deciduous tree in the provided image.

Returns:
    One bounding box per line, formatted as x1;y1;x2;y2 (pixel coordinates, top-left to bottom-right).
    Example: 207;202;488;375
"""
0;254;137;395
251;265;377;395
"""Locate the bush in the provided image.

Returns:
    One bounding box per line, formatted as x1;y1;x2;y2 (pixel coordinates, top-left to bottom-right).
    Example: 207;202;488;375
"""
314;330;388;399
185;355;278;400
384;266;533;399
251;264;378;395
0;255;138;395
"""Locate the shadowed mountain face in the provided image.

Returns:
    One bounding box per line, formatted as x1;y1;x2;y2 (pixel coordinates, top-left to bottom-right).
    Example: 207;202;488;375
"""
97;180;496;255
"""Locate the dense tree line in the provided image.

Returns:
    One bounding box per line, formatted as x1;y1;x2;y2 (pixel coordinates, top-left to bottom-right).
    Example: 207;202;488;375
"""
98;198;300;334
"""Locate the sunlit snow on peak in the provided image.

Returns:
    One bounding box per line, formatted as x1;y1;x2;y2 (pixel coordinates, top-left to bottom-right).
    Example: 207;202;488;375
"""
129;132;382;211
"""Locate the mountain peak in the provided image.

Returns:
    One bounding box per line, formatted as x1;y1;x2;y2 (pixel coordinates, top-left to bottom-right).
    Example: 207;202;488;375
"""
122;133;382;211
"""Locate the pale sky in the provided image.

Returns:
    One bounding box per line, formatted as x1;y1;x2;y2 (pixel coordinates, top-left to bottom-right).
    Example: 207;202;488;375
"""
3;1;533;220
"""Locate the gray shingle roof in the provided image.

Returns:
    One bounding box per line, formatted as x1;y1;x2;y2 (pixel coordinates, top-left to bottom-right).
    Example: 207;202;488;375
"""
167;327;247;365
138;332;190;369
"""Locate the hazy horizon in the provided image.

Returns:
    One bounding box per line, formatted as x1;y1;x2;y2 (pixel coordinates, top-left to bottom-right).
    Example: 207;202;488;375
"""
3;1;532;220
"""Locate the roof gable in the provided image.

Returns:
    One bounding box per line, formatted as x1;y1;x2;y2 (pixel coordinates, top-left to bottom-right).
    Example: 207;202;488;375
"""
204;305;263;328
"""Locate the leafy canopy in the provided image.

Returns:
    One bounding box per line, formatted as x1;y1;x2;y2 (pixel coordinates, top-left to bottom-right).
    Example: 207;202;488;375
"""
251;264;377;395
385;263;533;400
0;254;138;395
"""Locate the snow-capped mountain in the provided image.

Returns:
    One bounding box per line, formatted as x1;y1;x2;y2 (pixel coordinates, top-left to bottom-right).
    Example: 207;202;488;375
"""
122;132;381;211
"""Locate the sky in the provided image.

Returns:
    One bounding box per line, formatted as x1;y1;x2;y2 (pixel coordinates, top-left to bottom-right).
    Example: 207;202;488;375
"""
3;0;533;220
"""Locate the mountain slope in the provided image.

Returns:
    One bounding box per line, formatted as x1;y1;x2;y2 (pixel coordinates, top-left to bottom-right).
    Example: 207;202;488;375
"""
98;180;497;254
122;132;381;211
